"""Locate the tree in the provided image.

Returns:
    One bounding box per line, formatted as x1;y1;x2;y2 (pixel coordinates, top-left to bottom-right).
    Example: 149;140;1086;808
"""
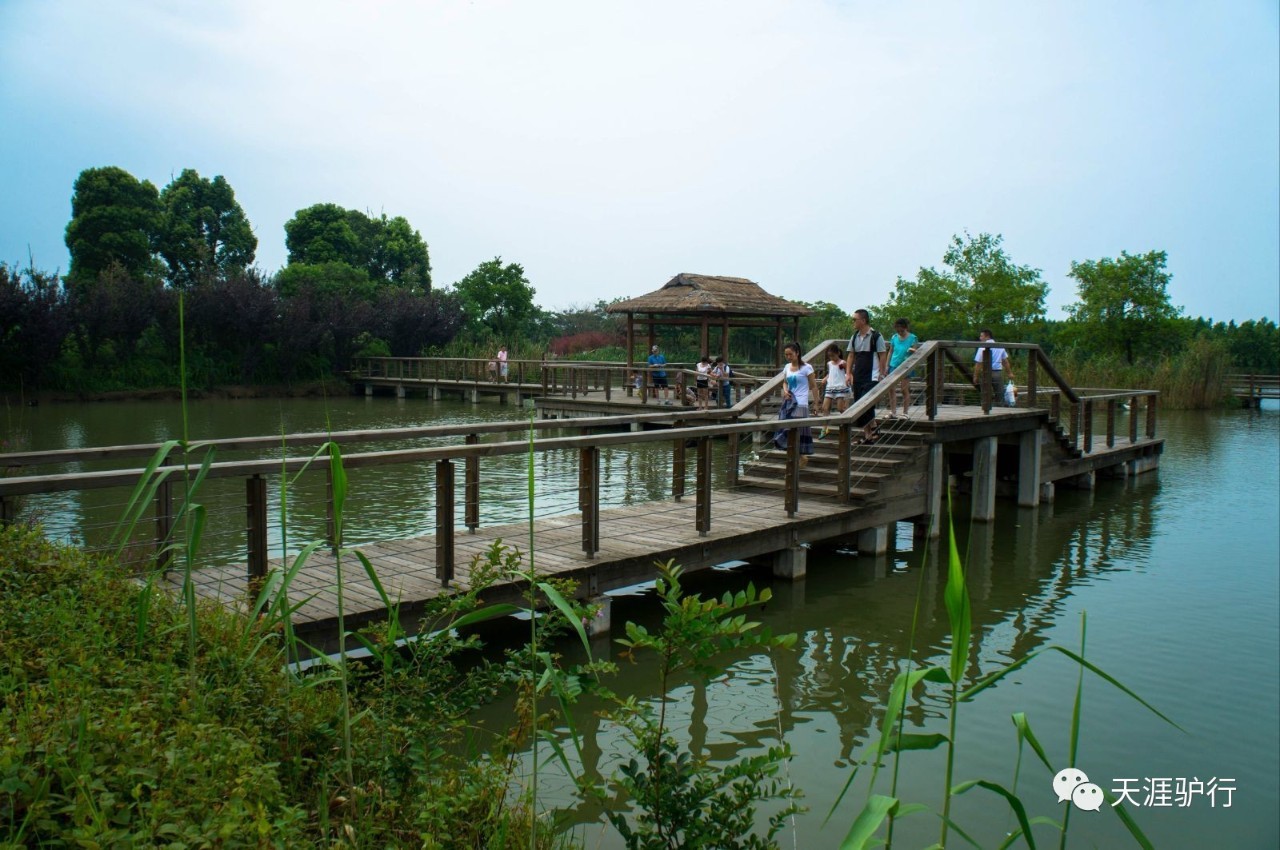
876;232;1048;340
0;263;72;390
284;203;363;268
284;205;431;289
1066;250;1182;364
157;169;257;288
64;166;162;288
451;257;539;343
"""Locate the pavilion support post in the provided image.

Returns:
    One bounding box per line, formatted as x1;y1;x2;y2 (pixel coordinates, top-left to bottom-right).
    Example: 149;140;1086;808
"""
699;318;709;357
721;318;730;362
625;313;635;397
792;317;800;349
775;320;784;368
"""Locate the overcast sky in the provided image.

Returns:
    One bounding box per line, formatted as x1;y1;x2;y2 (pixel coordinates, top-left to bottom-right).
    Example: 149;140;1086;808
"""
2;0;1276;322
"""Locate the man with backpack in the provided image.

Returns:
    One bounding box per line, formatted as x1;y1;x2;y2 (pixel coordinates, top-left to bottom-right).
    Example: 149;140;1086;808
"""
848;309;888;443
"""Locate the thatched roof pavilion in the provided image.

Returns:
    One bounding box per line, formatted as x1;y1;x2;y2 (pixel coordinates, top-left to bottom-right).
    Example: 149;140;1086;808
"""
607;273;812;376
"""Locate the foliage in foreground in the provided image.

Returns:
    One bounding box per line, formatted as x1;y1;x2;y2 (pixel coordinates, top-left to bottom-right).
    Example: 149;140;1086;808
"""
0;526;559;848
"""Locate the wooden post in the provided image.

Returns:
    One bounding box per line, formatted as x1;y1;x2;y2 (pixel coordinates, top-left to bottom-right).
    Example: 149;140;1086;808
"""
605;368;612;401
726;431;740;486
926;348;940;420
980;348;993;413
1106;399;1117;448
1050;393;1061;425
784;426;800;517
246;475;268;594
465;434;479;532
1069;400;1080;448
155;478;174;572
672;425;686;501
1027;351;1038;408
326;466;337;549
626;313;635;397
837;424;851;502
1145;395;1158;438
1129;395;1139;444
775;321;784;368
699;318;709;359
435;460;455;585
972;436;997;522
579;447;599;557
695;437;711;536
1083;399;1094;453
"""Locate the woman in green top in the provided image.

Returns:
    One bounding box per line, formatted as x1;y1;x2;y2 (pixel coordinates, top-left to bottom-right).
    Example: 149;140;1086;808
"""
886;318;919;419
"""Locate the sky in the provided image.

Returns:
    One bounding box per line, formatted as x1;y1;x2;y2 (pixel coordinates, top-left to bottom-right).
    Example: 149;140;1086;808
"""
1;0;1277;322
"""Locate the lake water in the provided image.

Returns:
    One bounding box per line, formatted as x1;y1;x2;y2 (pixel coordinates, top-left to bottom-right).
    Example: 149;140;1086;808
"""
4;396;1277;848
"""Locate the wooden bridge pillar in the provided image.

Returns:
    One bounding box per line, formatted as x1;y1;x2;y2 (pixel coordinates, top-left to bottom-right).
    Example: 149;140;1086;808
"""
773;545;807;580
585;595;612;638
922;443;944;539
395;385;406;399
1017;429;1042;507
857;525;888;555
365;383;374;397
972;436;998;522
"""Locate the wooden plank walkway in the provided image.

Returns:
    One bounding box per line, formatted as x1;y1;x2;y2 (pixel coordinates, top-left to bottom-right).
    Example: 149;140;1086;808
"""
179;489;857;632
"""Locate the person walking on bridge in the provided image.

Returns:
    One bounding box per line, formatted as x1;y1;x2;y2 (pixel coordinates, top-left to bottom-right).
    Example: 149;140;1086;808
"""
647;344;670;402
973;329;1016;407
848;309;888;444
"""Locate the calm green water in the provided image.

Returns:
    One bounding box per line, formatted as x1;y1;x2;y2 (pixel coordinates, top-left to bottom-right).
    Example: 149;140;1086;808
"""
4;396;1278;848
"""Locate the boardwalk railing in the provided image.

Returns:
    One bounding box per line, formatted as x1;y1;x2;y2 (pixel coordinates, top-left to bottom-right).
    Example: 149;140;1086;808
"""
1;341;1160;589
1226;373;1280;405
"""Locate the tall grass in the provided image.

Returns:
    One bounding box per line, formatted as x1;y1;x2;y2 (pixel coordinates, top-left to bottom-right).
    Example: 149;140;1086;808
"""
1051;336;1232;408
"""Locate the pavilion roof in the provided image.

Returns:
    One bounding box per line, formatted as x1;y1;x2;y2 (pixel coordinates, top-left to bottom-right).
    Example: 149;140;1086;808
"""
606;273;812;318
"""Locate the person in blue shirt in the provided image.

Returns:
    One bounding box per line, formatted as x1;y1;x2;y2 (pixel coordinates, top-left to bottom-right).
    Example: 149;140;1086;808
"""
647;345;669;402
886;318;919;419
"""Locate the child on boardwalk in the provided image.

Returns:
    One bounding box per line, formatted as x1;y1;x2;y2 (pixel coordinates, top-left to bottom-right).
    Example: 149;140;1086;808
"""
816;343;851;438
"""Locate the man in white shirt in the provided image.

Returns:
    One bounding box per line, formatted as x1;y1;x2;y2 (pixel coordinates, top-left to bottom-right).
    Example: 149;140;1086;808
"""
973;329;1015;407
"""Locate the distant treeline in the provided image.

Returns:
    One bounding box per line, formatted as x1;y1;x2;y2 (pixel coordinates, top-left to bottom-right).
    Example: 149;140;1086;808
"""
2;168;1276;398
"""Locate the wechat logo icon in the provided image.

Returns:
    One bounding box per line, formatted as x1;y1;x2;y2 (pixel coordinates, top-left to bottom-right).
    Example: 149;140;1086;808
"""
1053;768;1104;812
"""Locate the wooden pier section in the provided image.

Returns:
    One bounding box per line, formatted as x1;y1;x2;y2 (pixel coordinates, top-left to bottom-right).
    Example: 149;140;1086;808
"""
0;340;1165;653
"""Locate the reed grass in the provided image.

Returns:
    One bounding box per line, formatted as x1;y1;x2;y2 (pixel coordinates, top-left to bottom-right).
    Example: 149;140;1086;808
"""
1051;336;1232;408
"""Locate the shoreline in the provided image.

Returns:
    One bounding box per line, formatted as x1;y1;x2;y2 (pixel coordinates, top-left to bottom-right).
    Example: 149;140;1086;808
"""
2;380;344;407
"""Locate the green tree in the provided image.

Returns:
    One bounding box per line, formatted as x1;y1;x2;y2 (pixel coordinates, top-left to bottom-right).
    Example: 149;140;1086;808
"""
156;169;257;288
1066;250;1182;364
64;166;162;288
284;203;363;268
285;205;431;289
451;257;539;342
875;232;1048;340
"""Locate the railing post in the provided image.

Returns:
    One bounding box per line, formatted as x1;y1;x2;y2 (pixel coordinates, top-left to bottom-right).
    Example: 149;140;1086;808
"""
465;434;479;533
1129;395;1139;444
326;466;337;550
695;437;712;536
1027;351;1039;408
981;348;993;413
0;495;14;527
155;478;174;572
1145;395;1158;438
246;474;268;594
1083;399;1094;453
579;446;599;557
1069;400;1080;448
436;460;455;586
1106;399;1117;448
605;368;612;401
1050;393;1061;425
726;430;740;486
672;424;686;501
784;425;800;517
837;424;851;502
926;348;939;421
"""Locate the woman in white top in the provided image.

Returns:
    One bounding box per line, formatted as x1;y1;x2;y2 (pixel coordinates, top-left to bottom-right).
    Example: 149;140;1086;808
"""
777;341;818;460
695;355;713;410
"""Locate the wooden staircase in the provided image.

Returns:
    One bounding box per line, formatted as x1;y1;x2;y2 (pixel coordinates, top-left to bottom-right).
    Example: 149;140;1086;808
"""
737;418;932;501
